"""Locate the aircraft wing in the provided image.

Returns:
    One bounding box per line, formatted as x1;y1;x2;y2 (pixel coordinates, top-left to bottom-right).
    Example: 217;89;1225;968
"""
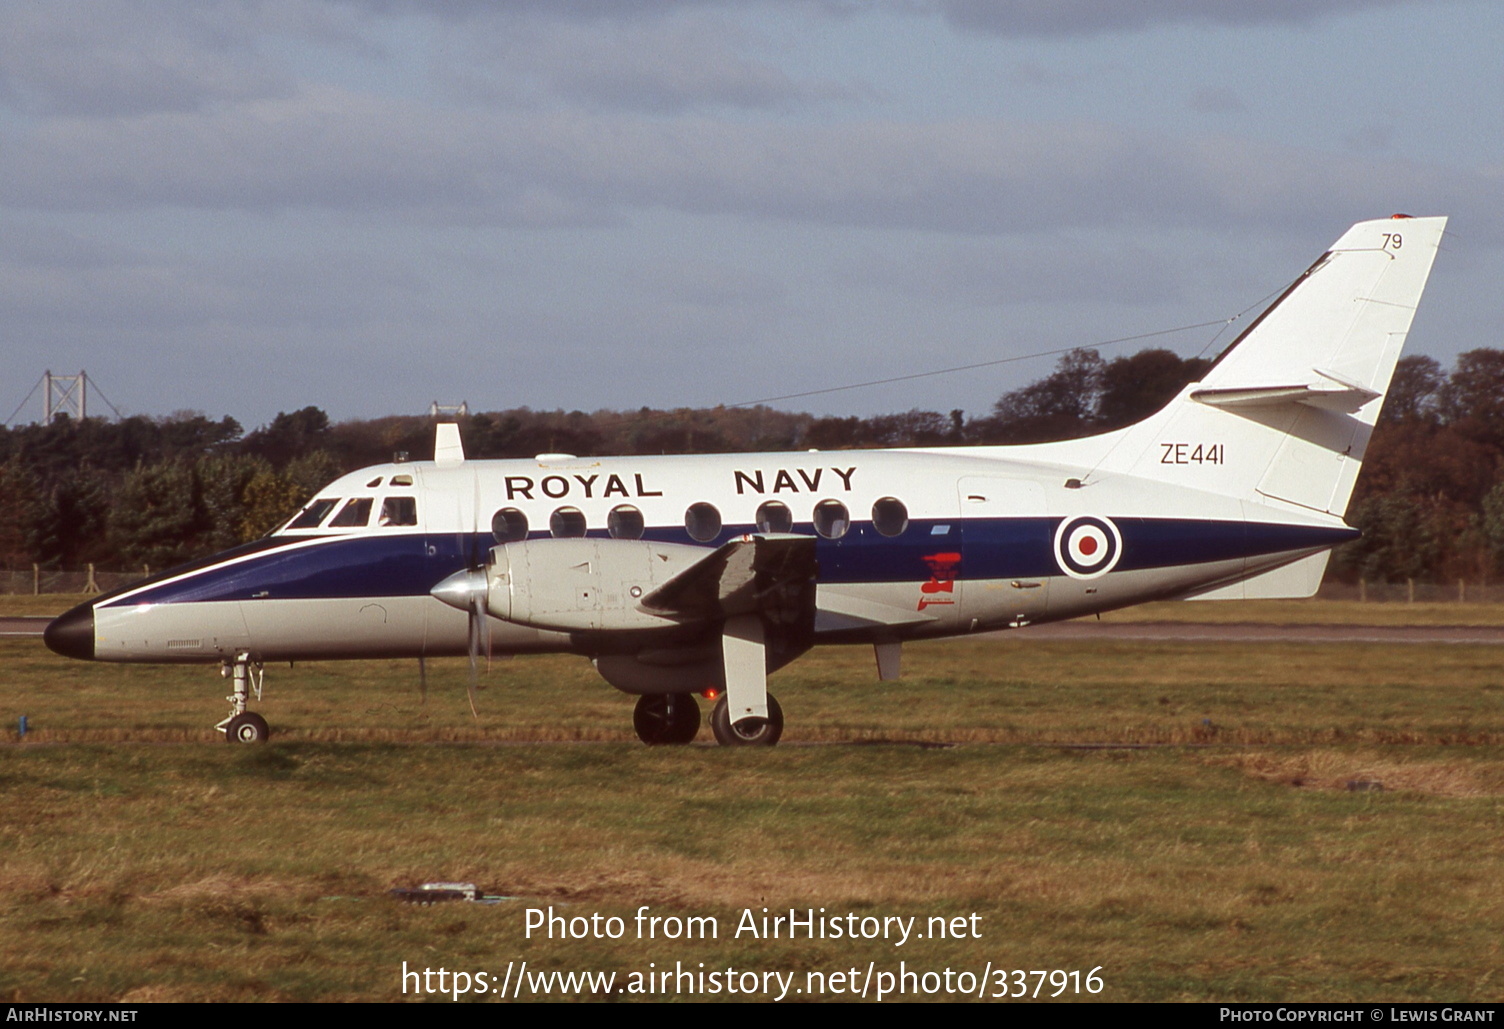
638;533;818;622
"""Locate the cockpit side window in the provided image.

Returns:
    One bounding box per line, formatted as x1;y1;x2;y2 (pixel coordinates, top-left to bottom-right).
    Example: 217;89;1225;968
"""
330;498;373;528
287;498;340;530
379;496;418;527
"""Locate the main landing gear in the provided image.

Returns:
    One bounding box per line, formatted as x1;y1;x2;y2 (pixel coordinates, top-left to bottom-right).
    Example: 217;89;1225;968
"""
627;614;790;747
710;692;782;747
632;693;701;745
629;690;786;747
216;652;270;743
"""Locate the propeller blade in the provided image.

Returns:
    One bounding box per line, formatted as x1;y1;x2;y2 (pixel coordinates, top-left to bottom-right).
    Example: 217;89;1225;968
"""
483;593;494;674
466;592;482;720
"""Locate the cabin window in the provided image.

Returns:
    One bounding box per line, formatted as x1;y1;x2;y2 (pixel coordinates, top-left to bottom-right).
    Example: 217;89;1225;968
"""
379;496;418;527
872;497;908;537
330;498;373;528
287;498;340;530
492;507;528;543
608;505;645;540
756;500;792;534
550;506;587;538
390;474;414;487
813;499;850;539
365;476;384;488
685;502;721;542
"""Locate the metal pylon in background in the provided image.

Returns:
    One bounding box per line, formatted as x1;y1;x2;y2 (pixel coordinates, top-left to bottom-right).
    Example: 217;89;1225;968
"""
44;370;86;424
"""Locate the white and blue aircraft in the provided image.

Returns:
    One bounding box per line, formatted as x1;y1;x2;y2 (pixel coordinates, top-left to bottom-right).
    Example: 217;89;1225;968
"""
45;216;1446;746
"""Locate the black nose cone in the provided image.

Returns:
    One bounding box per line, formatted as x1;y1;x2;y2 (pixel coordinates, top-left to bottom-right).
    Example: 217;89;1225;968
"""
44;603;95;661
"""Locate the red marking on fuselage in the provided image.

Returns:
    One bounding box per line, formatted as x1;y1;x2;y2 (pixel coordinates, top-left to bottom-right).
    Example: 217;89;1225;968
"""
918;552;961;610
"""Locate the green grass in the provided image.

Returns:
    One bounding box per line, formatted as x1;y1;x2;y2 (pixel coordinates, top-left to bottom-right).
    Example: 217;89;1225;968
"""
5;635;1501;746
2;632;1502;1003
0;743;1500;1003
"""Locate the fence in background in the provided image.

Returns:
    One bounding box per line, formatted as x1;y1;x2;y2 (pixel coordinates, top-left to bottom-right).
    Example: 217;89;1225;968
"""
2;566;143;596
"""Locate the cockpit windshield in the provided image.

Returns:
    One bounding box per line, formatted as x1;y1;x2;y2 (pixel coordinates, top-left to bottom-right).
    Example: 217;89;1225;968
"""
286;497;341;530
329;498;373;528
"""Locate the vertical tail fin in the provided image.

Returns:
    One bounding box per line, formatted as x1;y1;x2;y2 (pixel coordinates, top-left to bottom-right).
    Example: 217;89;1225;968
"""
1086;215;1446;517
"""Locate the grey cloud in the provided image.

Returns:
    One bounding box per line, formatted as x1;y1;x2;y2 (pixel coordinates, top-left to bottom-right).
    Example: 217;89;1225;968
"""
447;15;843;114
620;257;787;309
0;2;298;117
5;96;1496;241
0;223;428;335
331;0;736;20
1189;86;1248;115
929;0;1434;37
836;238;1187;308
1345;123;1396;152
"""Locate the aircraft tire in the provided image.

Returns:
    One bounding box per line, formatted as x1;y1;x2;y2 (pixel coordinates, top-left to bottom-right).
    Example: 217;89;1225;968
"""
632;693;701;746
710;693;783;747
224;712;270;744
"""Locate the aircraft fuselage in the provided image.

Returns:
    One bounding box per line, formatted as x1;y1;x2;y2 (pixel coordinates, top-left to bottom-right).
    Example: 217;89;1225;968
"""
48;447;1352;670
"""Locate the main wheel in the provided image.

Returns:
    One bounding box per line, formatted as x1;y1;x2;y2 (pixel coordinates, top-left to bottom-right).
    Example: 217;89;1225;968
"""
224;712;270;744
632;693;701;745
710;693;783;747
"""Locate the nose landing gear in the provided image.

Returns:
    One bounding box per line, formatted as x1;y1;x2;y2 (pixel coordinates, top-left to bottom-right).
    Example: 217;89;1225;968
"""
224;711;270;743
215;652;270;743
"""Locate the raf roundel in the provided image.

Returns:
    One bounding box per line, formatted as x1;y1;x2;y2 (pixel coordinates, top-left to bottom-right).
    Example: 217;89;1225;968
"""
1053;515;1123;580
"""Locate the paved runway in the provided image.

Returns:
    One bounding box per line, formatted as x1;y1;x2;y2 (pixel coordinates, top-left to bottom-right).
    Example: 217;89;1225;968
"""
1008;621;1504;644
0;617;52;637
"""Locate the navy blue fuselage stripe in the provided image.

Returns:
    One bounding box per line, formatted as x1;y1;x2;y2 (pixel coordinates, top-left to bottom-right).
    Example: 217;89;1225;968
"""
101;517;1358;608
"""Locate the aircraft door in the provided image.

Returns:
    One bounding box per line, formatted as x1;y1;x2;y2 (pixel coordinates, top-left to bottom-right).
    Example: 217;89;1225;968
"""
957;477;1051;630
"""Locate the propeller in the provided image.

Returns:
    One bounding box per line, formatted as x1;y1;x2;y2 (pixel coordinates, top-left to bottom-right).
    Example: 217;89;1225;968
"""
426;422;488;721
434;466;490;718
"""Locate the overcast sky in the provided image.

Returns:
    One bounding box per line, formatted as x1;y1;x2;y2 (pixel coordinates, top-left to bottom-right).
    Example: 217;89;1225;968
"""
3;0;1500;431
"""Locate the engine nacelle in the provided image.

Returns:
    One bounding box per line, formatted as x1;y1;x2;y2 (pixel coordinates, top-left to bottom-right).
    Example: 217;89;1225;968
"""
487;538;708;633
592;652;723;695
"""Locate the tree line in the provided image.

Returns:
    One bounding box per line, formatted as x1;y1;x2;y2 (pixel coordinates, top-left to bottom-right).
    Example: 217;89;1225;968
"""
1;346;1499;583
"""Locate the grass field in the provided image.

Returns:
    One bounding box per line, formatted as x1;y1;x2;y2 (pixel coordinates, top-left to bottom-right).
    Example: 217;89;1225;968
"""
2;601;1503;1003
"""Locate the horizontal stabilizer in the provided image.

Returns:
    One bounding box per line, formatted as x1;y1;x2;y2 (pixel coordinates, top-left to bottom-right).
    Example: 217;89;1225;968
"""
1193;368;1380;414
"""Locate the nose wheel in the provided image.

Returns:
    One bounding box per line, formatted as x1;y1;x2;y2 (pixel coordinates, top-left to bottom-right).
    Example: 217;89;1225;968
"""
225;711;270;743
